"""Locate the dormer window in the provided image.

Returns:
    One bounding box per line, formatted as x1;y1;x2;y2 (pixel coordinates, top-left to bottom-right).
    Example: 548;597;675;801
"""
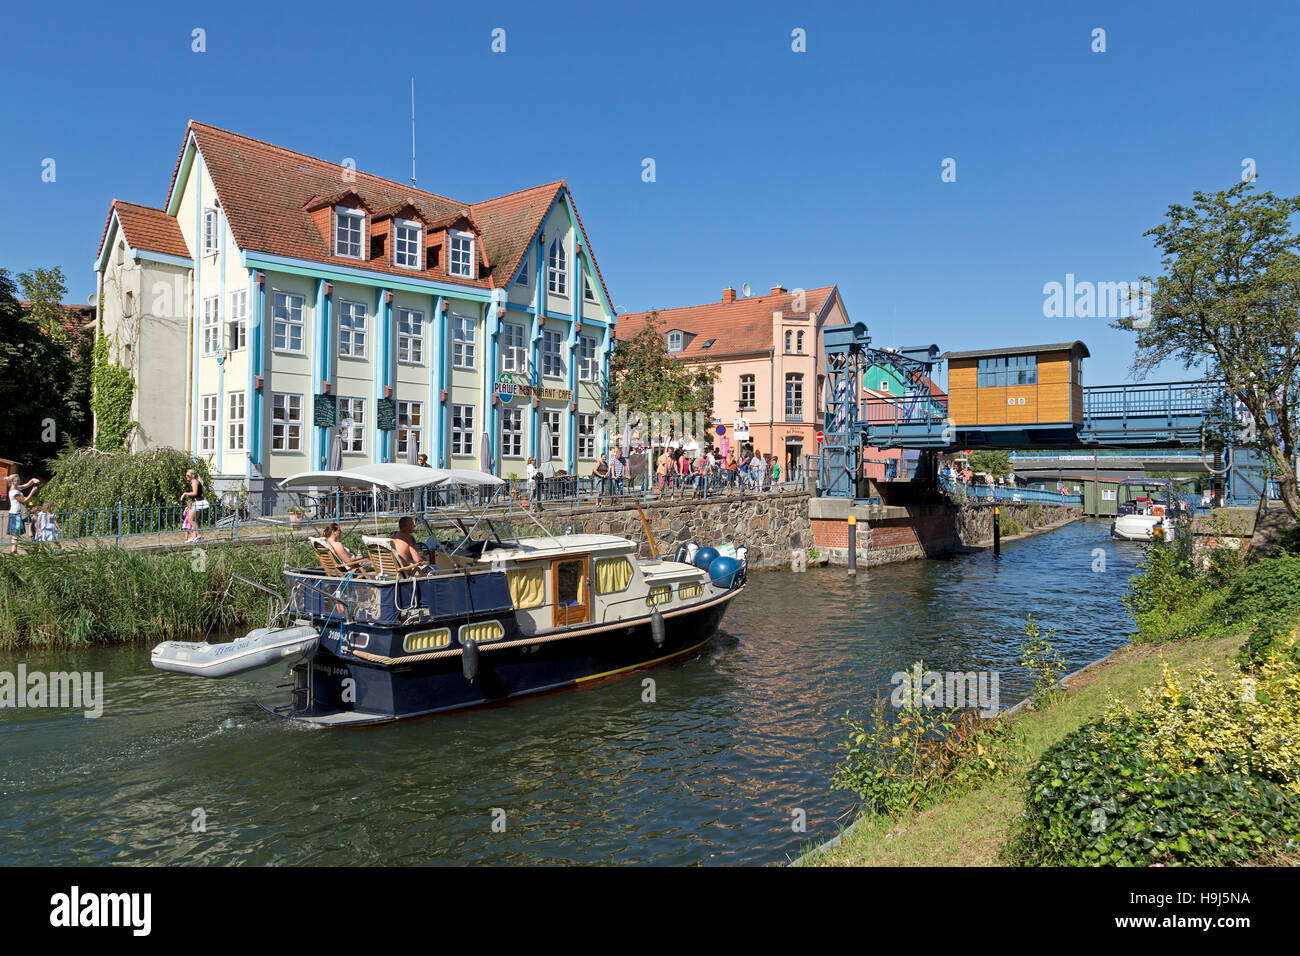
547;236;567;295
449;230;475;278
202;208;219;254
394;219;422;269
334;207;365;259
666;330;684;353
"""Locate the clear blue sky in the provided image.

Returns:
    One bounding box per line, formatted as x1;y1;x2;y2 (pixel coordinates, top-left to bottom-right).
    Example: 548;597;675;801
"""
3;0;1297;388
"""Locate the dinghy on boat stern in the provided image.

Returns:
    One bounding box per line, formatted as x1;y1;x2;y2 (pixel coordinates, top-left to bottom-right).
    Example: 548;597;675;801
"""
152;625;320;679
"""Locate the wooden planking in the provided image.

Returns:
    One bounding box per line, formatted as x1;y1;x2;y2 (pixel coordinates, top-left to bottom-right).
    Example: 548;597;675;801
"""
948;360;977;390
976;385;1007;425
1038;383;1074;422
1006;388;1039;423
949;388;978;425
1038;352;1073;385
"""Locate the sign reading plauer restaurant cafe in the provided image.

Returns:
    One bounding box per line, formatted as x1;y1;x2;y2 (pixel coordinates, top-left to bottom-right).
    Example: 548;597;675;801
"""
494;373;571;404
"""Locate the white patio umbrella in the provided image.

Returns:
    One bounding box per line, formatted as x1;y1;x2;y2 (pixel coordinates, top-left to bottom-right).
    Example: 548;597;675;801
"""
538;421;556;478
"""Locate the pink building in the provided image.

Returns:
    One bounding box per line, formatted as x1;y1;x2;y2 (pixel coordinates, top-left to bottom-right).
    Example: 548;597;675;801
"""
617;285;852;473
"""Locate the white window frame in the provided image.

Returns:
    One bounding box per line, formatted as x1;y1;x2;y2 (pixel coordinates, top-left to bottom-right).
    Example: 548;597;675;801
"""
199;394;217;453
397;308;425;365
397;400;423;458
577;413;595;460
547;236;567;296
500;407;523;458
577;335;597;383
271;392;303;452
740;374;756;410
338;300;368;359
501;322;526;374
228;289;248;350
451;404;475;457
667;330;683;353
449;230;475;279
202;296;220;355
227;391;246;451
583;274;597;303
541;329;565;379
202;208;219;255
272;290;305;352
338;397;366;454
543;410;562;460
334;207;365;259
393;219;422;270
515;260;529;286
452;314;476;369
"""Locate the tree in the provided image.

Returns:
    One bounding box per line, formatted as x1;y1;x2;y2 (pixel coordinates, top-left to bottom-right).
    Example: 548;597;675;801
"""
969;449;1013;480
607;312;719;445
1119;181;1300;520
0;268;91;477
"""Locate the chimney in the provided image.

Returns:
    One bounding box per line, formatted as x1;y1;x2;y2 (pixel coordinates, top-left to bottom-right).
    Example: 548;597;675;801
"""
722;287;736;304
770;284;786;295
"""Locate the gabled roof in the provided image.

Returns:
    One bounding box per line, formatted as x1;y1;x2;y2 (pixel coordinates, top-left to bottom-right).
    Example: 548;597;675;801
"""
163;121;611;302
943;341;1090;361
96;199;191;260
616;286;838;359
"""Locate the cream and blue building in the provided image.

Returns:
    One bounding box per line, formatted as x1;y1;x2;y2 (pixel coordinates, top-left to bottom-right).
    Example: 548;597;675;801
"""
95;121;616;506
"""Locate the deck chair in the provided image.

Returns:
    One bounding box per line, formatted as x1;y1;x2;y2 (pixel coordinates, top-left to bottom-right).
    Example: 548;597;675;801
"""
310;536;370;576
362;536;425;578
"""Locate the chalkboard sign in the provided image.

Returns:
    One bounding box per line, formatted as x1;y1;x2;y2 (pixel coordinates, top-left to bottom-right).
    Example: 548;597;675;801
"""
376;397;397;431
313;393;337;428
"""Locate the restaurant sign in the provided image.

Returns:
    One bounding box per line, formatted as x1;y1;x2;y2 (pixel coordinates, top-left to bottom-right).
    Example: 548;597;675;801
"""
494;375;571;403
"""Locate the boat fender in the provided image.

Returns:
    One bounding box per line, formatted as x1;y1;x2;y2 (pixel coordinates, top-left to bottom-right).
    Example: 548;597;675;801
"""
462;639;479;682
651;608;666;648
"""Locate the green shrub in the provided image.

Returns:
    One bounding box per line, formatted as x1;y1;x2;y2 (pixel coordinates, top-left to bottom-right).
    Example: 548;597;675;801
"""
1217;552;1300;628
1123;545;1214;642
0;539;316;648
42;446;212;516
1012;714;1300;865
833;666;1017;818
1019;614;1068;706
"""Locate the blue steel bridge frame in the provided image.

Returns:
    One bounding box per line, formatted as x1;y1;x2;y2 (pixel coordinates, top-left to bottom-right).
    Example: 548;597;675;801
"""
819;322;1264;502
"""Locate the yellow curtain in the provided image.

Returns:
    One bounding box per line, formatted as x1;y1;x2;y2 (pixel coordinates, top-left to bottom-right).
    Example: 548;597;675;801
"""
576;569;588;605
461;620;503;643
507;567;546;609
647;585;671;606
595;557;633;594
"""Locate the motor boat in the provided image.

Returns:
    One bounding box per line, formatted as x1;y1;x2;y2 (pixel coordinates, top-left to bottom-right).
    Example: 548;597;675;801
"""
150;463;746;727
1110;478;1180;542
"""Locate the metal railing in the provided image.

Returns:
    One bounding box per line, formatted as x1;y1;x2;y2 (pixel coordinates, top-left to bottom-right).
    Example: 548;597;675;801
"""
860;394;949;427
1082;380;1222;420
940;479;1082;505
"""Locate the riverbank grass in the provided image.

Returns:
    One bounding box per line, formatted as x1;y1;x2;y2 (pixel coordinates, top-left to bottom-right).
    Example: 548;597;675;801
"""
805;631;1245;866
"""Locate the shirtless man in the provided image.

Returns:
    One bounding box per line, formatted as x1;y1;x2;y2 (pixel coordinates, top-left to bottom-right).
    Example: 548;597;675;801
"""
391;516;426;567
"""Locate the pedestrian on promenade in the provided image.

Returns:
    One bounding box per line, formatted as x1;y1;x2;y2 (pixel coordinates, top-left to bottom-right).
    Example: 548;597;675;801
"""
751;449;767;491
593;453;611;501
611;447;627;497
6;474;39;553
676;448;691;499
179;469;205;544
417;453;430;467
771;458;781;486
724;454;739;495
656;448;672;496
36;503;60;542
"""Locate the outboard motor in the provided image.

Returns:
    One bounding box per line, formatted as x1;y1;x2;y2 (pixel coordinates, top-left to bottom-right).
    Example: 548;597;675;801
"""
674;542;691;563
685;541;699;565
736;543;749;569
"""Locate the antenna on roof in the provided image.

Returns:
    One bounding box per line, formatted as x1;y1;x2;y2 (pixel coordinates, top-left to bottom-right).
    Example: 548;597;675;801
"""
409;76;417;187
741;282;752;298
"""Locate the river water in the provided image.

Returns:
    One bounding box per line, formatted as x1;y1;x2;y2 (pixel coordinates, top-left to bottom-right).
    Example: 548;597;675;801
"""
0;519;1145;866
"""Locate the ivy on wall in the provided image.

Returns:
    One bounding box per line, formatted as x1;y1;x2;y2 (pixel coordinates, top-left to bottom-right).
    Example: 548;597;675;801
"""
91;330;136;452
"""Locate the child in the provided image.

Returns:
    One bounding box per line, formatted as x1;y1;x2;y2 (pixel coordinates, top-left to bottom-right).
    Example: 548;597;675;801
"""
36;503;60;542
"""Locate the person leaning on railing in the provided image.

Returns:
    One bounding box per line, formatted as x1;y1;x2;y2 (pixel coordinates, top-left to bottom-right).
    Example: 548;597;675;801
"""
593;453;611;501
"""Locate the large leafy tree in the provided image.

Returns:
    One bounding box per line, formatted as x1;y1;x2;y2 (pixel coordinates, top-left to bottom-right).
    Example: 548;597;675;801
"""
969;449;1013;480
607;312;719;444
1119;182;1300;520
0;268;92;477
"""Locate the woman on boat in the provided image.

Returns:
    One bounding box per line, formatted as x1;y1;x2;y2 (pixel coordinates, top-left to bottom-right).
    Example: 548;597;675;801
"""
325;523;369;571
179;469;205;543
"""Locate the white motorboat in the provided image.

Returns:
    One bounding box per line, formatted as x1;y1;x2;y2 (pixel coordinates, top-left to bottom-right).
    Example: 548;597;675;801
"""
1110;478;1179;542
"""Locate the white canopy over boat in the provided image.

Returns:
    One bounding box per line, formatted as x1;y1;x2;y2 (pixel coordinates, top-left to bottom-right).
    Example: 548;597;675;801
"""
279;462;503;491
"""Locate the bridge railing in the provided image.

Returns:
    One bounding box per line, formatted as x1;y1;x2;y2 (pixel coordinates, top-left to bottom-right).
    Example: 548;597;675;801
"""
941;479;1083;505
1083;381;1222;420
860;394;949;428
1009;448;1208;460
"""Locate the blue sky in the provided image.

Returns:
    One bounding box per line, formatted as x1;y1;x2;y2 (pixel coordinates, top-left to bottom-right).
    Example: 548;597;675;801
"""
3;0;1297;388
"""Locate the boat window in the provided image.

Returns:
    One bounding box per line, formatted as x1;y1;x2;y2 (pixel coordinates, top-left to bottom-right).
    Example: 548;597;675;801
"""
595;556;634;594
555;559;587;607
460;620;503;643
678;582;702;599
647;585;671;607
506;566;546;609
404;628;451;652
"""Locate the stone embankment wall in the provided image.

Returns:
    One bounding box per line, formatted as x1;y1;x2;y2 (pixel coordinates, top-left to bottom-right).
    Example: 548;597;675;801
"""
534;491;812;570
952;501;1080;548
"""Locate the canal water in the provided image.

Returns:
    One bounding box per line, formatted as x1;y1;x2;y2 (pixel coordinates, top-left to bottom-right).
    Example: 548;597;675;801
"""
0;518;1145;866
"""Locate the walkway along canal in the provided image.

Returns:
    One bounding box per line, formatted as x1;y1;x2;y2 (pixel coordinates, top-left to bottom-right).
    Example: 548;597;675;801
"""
0;519;1141;865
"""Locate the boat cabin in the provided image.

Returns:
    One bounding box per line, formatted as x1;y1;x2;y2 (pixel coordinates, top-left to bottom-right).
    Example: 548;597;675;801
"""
945;341;1089;428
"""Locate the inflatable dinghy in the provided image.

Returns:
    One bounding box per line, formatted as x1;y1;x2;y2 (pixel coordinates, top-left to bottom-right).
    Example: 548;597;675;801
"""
152;625;320;679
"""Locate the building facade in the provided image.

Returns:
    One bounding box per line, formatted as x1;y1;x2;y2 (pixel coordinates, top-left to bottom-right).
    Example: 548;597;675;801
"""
616;285;849;472
95;122;615;506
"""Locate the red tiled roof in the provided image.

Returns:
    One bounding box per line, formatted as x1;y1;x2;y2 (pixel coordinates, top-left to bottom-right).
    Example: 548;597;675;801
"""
96;199;191;260
616;286;837;358
170;121;608;301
